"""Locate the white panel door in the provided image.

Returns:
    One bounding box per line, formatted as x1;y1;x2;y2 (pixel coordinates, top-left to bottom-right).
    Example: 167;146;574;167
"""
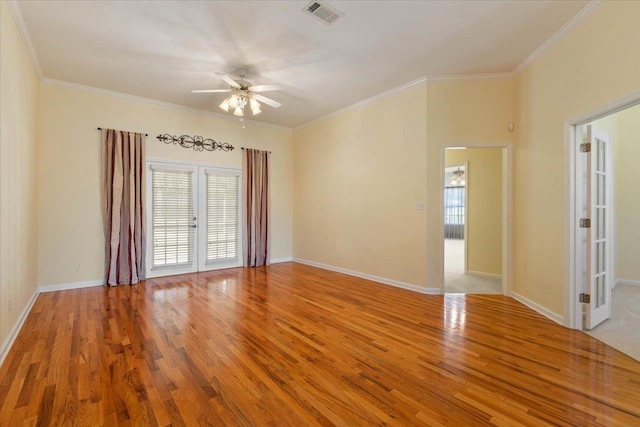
197;168;243;271
585;125;612;330
147;163;198;278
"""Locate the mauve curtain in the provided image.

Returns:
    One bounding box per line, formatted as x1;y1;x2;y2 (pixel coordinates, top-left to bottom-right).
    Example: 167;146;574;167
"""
101;129;146;285
243;149;270;267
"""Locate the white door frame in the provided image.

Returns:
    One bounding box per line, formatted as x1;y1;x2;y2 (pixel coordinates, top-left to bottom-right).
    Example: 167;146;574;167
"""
439;143;513;296
563;90;640;329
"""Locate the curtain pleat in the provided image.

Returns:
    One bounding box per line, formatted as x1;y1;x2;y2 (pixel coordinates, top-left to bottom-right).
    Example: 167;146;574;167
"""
101;129;146;285
243;149;270;267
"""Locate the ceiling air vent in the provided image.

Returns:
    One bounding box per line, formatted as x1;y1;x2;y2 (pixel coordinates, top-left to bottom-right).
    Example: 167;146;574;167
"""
304;1;344;25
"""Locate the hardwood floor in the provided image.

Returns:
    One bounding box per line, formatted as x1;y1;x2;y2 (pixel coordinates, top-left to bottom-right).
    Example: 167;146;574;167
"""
1;262;639;426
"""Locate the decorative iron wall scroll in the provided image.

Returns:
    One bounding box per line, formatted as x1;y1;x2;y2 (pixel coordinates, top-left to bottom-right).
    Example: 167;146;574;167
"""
156;134;235;152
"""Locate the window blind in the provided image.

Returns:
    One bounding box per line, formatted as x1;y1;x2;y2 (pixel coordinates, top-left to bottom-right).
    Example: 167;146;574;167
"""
151;169;195;267
444;186;465;239
206;173;239;262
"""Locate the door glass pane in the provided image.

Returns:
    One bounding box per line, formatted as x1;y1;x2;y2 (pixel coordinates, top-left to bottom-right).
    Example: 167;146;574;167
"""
206;173;239;262
597;241;606;274
597;208;605;240
152;169;195;267
598;174;605;206
598;274;606;307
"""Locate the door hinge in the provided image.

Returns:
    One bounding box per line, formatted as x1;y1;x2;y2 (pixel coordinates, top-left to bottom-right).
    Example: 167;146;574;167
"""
580;142;591;153
579;293;591;304
579;218;591;228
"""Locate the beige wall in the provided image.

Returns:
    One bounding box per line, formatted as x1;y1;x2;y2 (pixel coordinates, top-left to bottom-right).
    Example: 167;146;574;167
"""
445;148;503;276
513;1;640;318
293;83;429;288
426;79;512;288
293;79;512;290
612;105;640;283
0;3;40;346
38;83;293;286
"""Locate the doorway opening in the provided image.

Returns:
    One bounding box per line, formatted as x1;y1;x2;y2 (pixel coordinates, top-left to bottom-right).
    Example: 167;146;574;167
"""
570;102;640;360
443;147;505;294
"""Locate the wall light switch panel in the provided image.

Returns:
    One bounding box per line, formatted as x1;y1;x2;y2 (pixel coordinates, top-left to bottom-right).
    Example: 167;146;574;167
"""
416;201;425;210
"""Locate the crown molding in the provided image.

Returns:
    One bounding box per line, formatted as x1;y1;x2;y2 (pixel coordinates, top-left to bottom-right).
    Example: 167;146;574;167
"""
41;78;293;131
294;72;515;130
295;77;428;130
513;0;604;75
425;72;513;82
7;0;43;80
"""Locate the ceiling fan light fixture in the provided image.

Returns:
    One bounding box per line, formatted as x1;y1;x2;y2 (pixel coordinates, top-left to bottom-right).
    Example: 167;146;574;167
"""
451;168;465;186
250;98;261;115
195;71;282;117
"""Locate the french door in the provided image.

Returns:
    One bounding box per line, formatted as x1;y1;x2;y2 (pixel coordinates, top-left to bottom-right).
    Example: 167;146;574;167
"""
583;125;612;329
146;162;242;278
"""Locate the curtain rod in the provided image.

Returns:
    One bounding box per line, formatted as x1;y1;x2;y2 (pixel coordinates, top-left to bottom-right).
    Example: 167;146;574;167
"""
97;127;149;136
241;147;271;153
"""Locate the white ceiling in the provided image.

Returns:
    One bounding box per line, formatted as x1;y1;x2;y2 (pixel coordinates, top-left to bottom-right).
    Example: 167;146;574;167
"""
17;0;589;128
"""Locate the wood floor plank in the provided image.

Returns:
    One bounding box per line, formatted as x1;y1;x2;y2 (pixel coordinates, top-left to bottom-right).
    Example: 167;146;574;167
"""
1;262;639;426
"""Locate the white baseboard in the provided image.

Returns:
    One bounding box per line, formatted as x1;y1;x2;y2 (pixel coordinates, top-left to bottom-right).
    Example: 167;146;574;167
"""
510;291;563;325
39;279;105;293
270;257;293;264
615;278;640;288
293;258;441;295
0;289;40;367
1;279;108;368
467;270;502;280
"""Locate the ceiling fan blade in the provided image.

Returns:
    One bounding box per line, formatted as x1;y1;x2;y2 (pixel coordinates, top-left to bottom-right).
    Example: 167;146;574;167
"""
191;89;232;93
248;84;282;93
254;94;281;108
221;74;241;88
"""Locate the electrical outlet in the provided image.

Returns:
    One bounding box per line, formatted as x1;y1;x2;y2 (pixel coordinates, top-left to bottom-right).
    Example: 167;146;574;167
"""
75;261;82;270
8;298;13;313
338;251;344;259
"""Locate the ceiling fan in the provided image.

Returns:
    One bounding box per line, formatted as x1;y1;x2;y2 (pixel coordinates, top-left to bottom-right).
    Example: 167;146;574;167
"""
191;68;282;117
